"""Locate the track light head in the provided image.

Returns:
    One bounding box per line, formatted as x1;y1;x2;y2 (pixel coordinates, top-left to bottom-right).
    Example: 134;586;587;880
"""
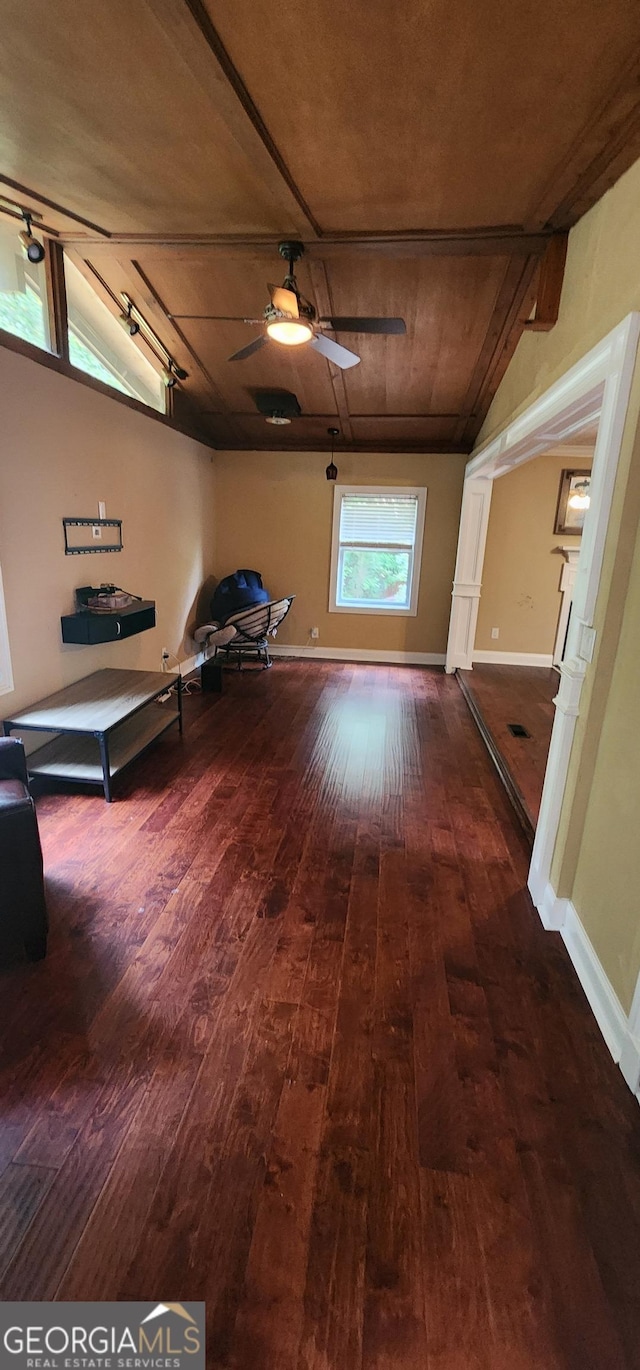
118;306;140;336
172;364;188;381
163;368;177;388
19;217;45;264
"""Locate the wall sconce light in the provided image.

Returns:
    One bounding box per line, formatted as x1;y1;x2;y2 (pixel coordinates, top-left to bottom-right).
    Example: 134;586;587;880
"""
326;426;339;481
19;213;45;265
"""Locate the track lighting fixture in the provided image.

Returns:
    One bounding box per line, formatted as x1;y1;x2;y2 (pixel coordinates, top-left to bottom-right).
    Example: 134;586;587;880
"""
118;302;140;336
118;294;189;387
162;362;188;388
19;213;45;265
326;427;339;481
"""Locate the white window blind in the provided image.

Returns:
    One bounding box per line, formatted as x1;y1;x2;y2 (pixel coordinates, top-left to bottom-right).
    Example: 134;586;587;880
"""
339;494;419;546
329;486;427;617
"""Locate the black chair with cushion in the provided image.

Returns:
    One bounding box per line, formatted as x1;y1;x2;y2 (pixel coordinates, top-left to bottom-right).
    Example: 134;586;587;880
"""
0;737;48;961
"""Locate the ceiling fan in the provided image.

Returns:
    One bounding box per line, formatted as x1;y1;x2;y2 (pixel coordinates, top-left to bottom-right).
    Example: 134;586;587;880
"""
216;242;406;370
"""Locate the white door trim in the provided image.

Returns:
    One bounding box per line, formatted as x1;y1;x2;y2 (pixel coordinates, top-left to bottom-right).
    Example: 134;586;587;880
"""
446;313;640;918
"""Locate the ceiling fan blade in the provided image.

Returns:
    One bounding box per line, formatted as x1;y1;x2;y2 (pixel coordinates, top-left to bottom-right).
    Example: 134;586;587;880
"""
228;334;269;362
310;333;360;369
269;285;299;318
319;316;406;335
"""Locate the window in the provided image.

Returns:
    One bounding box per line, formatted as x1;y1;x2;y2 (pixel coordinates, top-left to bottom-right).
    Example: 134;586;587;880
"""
329;485;427;616
0;217;50;352
0;564;14;697
64;257;166;413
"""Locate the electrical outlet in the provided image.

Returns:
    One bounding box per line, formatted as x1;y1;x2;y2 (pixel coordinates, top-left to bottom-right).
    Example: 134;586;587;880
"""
491;627;499;640
161;648;170;672
310;627;319;640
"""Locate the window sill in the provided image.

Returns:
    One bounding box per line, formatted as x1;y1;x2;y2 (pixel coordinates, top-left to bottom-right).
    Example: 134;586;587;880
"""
329;603;419;617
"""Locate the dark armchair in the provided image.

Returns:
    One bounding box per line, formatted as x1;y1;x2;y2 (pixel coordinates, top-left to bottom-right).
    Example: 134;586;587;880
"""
0;737;48;961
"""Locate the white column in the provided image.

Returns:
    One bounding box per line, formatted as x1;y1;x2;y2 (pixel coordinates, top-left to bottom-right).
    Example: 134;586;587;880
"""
553;546;581;666
445;476;493;673
528;602;595;921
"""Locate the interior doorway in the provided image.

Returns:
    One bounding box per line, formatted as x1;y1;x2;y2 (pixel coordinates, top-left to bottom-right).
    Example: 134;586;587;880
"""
455;437;595;836
445;313;640;925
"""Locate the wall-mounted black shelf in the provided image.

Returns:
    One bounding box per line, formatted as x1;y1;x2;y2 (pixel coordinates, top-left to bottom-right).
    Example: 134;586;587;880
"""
61;601;156;645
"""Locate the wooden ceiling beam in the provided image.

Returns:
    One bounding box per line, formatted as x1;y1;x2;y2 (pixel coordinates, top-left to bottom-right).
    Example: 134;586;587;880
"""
453;254;540;446
202;439;471;454
523;233;568;332
307;258;354;443
0;174;111;237
142;0;316;237
526;50;640;231
58;227;553;257
129;261;246;440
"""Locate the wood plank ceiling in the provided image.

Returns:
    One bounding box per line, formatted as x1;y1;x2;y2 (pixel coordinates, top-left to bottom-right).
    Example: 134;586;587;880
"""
2;0;640;452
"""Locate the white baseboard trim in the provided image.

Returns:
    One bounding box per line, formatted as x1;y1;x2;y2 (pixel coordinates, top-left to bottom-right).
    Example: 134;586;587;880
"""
560;900;628;1065
532;882;639;1098
472;650;554;667
537;880;570;930
269;645;446;666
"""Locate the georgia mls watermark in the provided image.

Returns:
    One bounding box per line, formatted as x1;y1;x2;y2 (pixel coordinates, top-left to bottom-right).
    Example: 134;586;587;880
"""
0;1302;205;1370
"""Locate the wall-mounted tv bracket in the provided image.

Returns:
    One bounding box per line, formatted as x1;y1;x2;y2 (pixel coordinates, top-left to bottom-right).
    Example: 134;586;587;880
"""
63;517;123;555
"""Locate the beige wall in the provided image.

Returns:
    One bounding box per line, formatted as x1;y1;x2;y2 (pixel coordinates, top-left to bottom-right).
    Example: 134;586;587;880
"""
479;154;640;1012
212;449;467;655
0;344;216;715
475;453;589;655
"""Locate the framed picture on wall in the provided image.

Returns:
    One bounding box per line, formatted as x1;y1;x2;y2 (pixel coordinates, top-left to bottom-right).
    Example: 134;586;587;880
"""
554;468;592;535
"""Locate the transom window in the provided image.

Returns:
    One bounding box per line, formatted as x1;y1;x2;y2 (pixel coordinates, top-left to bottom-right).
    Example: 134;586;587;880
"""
329;486;427;616
0;217;50;353
64;258;166;412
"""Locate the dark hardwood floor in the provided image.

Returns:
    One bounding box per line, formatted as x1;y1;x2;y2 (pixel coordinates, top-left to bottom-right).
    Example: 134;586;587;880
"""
457;664;558;834
1;661;640;1369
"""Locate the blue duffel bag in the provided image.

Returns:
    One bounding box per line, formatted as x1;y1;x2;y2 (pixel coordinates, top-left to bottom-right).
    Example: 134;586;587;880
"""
210;569;270;625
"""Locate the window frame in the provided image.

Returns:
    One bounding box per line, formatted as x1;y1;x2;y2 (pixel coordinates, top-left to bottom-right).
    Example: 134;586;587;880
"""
0;231;192;430
64;255;167;413
328;484;427;617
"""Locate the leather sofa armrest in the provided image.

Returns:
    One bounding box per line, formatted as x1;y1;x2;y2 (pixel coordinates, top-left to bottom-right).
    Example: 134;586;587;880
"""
0;737;29;785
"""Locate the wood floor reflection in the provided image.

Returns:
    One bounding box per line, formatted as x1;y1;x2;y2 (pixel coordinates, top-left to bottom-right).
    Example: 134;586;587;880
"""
1;661;639;1369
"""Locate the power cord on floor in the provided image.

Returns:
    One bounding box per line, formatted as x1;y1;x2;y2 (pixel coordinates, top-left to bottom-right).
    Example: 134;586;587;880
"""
160;649;202;698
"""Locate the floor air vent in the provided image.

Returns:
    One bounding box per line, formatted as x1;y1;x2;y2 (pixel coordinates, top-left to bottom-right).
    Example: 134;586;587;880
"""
508;723;531;738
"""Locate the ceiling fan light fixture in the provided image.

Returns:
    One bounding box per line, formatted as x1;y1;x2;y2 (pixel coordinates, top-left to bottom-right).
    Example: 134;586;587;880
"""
266;318;313;346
